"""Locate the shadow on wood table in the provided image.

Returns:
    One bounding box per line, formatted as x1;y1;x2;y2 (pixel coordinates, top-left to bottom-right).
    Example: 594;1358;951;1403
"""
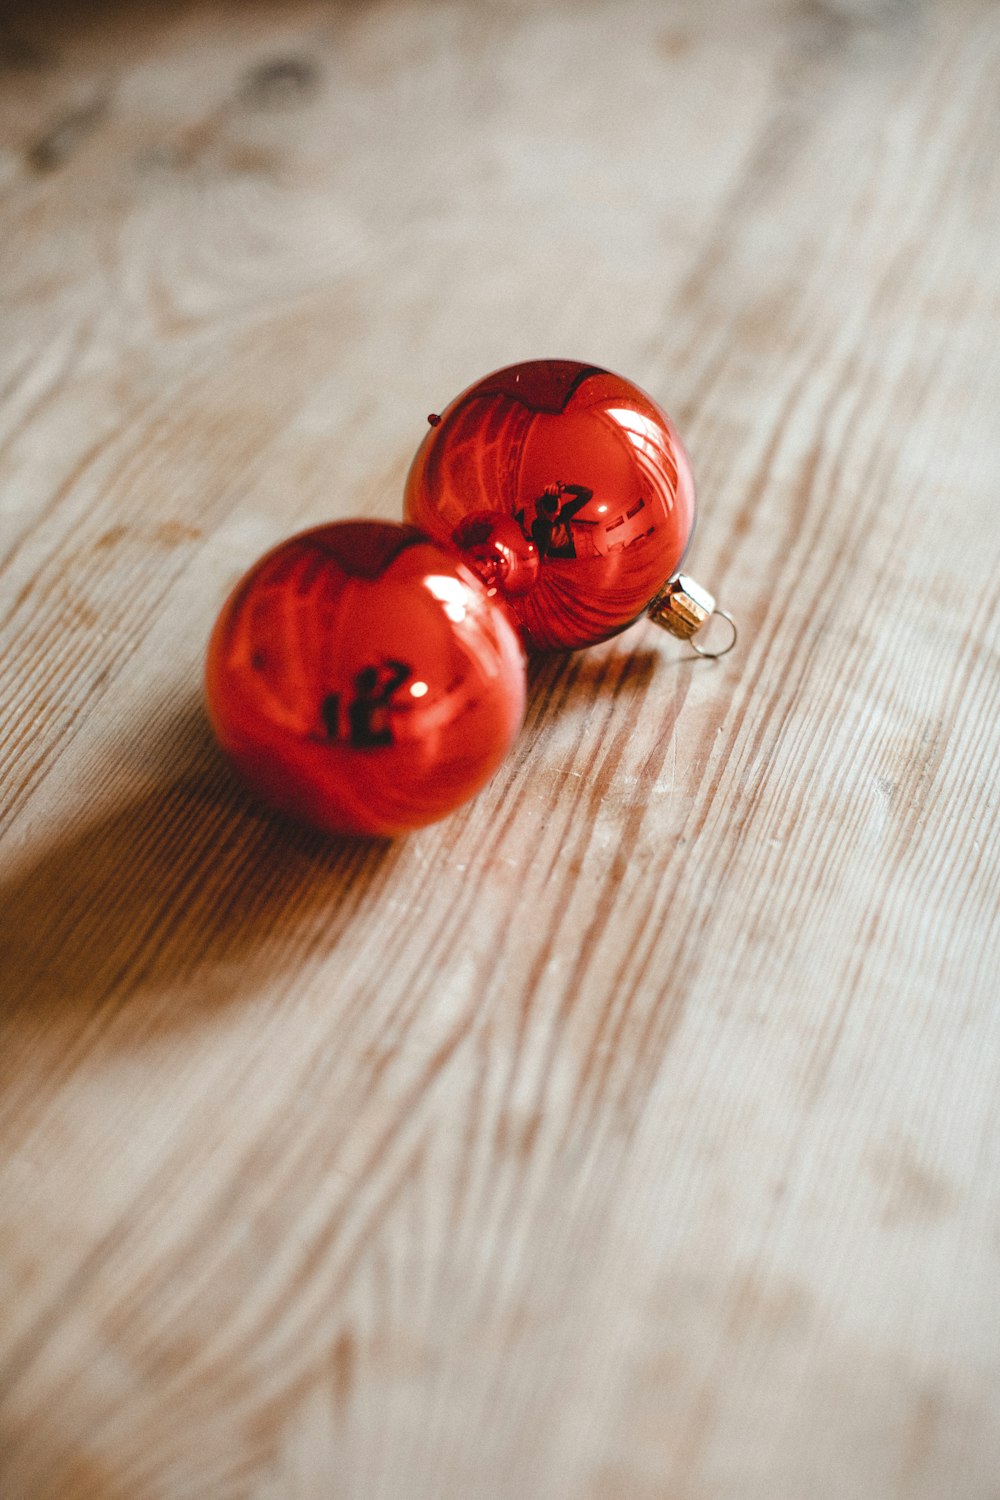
1;644;676;1047
0;695;400;1040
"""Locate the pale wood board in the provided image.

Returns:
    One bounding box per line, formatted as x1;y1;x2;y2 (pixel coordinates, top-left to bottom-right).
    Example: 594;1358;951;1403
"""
1;1;999;1496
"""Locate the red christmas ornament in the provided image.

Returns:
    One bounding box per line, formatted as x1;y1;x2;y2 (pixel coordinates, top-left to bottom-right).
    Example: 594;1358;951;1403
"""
405;360;728;653
205;521;526;837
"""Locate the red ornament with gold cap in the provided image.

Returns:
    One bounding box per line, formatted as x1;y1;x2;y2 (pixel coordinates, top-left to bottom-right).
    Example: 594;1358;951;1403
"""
404;359;734;656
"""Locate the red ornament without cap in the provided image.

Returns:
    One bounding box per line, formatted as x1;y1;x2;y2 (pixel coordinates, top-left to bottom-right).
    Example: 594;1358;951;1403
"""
205;521;526;837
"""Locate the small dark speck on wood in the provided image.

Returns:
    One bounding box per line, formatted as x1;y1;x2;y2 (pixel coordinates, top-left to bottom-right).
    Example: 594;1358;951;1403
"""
28;97;107;172
240;56;322;110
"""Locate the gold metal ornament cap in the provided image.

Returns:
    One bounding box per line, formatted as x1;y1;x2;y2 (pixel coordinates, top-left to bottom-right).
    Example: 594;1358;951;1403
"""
647;575;738;659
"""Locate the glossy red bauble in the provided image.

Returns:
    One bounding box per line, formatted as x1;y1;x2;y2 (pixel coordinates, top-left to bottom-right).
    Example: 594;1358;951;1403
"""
404;360;696;651
205;522;526;837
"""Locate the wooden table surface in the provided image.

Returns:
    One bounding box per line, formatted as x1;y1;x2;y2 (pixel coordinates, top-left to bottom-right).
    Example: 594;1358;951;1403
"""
2;2;999;1497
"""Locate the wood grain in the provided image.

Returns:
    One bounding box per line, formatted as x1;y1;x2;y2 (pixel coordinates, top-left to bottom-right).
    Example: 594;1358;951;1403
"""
1;1;999;1497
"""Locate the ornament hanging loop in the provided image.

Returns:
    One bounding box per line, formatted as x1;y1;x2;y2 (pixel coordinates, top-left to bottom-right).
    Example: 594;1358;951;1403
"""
647;575;738;660
690;606;737;659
